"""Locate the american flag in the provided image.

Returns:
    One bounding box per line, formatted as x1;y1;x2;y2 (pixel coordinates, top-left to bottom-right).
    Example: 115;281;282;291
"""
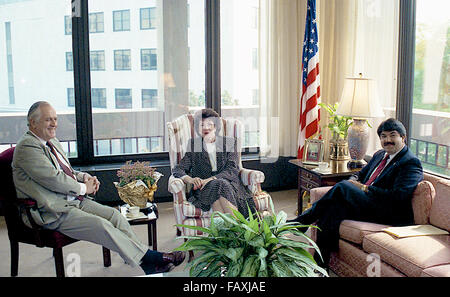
298;0;321;159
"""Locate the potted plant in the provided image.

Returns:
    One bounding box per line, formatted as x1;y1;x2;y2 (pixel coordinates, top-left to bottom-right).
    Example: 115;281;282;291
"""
114;160;163;208
174;201;328;277
319;102;353;160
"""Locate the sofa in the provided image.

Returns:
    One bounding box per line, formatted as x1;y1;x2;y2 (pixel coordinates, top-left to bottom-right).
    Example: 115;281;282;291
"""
309;172;450;277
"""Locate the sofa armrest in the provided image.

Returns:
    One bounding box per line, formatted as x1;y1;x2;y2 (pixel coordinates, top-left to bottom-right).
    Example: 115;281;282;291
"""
239;168;265;186
310;186;332;204
168;175;186;195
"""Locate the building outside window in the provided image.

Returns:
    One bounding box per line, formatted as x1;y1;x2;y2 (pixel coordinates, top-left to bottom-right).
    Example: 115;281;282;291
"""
114;49;131;70
140;7;156;30
113;9;130;31
141;48;157;70
115;89;132;109
142;89;158;108
89;12;104;33
91;88;107;108
64;15;71;35
67;88;75;107
65;52;73;71
90;50;105;71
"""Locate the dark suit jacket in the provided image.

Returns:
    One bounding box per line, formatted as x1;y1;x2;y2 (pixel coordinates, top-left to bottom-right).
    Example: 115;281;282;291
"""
356;145;423;225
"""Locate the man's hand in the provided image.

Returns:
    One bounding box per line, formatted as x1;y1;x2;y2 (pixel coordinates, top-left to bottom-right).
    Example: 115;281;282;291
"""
348;180;368;193
84;174;100;195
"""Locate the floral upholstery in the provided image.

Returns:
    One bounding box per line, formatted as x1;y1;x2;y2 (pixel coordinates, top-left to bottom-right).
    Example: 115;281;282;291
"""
167;113;272;236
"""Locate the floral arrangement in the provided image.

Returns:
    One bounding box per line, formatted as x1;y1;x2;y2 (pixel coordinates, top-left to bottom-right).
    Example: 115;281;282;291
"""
115;161;162;207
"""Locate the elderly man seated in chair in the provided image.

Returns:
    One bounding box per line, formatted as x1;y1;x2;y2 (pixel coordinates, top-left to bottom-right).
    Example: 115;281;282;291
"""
171;108;257;218
12;101;185;275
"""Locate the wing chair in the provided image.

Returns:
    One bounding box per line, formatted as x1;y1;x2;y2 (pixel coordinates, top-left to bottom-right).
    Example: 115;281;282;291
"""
167;113;272;238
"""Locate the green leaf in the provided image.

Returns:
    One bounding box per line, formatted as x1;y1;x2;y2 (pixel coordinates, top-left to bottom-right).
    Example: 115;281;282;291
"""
226;258;244;277
175;224;212;235
231;208;247;224
224;247;245;262
248;235;265;248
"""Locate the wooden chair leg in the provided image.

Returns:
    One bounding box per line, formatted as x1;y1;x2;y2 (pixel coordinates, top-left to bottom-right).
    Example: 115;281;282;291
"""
102;247;111;267
10;240;19;277
53;247;65;277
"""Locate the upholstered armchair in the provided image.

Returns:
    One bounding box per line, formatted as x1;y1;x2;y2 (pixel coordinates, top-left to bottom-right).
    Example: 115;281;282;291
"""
167;113;272;237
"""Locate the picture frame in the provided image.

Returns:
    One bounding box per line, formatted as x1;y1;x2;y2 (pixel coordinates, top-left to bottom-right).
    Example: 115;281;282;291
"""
302;139;324;165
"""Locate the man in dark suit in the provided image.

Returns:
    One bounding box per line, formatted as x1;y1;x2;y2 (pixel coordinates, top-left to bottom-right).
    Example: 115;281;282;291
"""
288;118;423;267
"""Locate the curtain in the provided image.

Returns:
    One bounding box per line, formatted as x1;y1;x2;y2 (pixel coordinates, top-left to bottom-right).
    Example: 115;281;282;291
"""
259;0;399;159
259;0;307;160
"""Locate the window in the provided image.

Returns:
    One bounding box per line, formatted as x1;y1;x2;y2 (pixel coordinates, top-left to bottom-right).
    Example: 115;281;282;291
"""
90;50;105;71
115;89;132;109
64;15;71;35
0;0;79;157
113;9;130;32
91;88;106;108
220;0;260;147
141;48;157;70
142;89;158;108
66;52;73;71
411;0;449;177
114;49;131;70
67;88;75;107
89;12;104;33
140;7;156;30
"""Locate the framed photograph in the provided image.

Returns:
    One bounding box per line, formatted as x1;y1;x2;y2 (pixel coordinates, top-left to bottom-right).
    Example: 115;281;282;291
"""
302;139;324;165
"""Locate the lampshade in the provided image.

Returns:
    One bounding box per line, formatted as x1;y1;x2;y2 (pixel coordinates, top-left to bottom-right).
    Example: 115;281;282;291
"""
336;77;384;118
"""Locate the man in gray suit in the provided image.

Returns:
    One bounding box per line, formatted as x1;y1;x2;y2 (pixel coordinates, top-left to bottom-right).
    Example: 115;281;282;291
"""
12;101;184;275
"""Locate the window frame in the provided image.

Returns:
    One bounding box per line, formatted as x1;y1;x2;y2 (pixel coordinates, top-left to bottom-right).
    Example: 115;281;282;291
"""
113;9;131;32
113;49;131;71
68;0;422;171
140;7;156;30
89;12;104;33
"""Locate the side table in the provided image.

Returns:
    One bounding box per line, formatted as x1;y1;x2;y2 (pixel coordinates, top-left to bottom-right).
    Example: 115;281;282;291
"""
119;204;159;250
289;159;361;214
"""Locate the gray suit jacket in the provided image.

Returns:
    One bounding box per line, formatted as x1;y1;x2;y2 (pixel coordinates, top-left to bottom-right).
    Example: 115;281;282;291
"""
12;131;86;226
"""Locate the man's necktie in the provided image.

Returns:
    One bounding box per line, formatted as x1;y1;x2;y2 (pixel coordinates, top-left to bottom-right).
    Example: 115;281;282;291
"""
365;154;390;186
47;141;84;200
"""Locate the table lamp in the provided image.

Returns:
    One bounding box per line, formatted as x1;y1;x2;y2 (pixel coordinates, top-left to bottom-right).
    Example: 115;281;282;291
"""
335;74;384;168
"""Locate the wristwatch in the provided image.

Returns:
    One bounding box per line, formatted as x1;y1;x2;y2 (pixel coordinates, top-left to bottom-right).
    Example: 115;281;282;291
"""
361;184;368;193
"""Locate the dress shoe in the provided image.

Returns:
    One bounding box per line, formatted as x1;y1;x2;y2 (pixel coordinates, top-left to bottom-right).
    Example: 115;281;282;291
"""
141;262;175;275
161;251;186;266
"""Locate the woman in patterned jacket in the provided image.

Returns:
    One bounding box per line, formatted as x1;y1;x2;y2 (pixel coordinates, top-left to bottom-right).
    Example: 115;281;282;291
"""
171;108;256;217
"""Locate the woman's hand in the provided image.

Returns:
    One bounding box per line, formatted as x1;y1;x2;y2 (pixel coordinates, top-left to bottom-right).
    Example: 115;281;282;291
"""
200;177;215;190
183;176;203;190
183;176;215;190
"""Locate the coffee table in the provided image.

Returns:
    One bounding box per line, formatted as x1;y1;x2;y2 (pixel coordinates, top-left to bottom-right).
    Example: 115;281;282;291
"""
119;204;159;250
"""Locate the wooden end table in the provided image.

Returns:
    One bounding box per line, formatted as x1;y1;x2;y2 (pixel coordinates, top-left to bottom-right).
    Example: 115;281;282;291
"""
289;159;361;215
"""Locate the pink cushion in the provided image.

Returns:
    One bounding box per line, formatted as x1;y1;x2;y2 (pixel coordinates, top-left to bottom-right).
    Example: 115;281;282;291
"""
363;232;450;277
429;179;450;231
411;181;435;225
420;264;450;277
339;220;390;245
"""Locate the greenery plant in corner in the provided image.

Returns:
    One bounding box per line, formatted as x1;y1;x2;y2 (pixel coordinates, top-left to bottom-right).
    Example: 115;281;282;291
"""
174;201;328;277
319;102;353;140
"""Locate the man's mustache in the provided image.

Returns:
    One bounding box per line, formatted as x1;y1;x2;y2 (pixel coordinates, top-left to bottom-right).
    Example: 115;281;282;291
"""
383;142;395;146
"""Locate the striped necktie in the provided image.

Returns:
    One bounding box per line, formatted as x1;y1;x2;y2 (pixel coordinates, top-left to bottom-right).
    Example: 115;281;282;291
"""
365;154;390;186
47;141;84;200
